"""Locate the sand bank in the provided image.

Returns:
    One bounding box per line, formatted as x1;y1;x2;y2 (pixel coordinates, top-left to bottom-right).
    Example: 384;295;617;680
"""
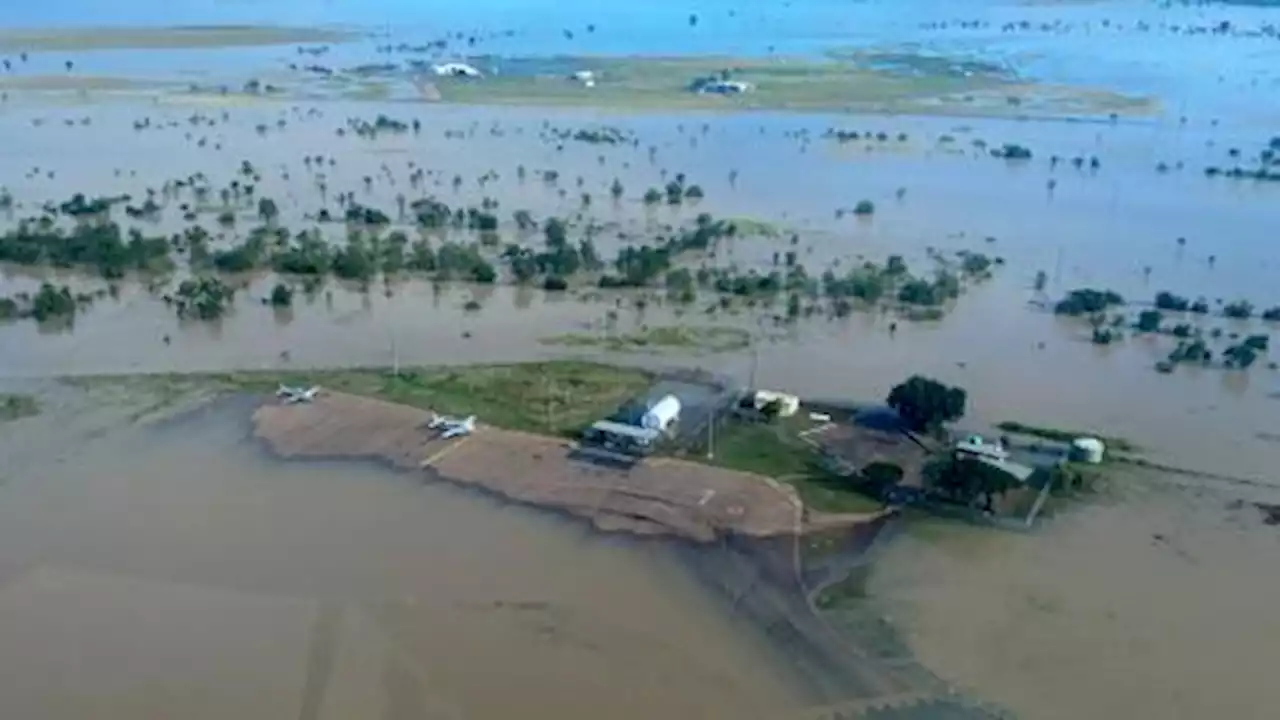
0;25;356;53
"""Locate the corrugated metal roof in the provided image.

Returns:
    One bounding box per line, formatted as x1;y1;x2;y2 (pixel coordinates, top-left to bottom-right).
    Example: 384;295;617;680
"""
975;456;1036;483
589;420;661;442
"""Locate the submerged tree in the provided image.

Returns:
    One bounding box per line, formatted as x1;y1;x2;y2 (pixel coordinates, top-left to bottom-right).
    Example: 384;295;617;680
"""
269;283;294;307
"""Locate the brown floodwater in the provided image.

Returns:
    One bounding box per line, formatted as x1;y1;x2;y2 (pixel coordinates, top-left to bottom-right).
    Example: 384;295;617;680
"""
0;388;804;719
0;99;1277;484
2;83;1279;720
869;475;1280;720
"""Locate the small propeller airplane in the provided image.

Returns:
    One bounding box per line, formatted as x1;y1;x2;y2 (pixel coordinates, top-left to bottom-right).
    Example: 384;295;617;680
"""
428;412;477;439
276;384;321;404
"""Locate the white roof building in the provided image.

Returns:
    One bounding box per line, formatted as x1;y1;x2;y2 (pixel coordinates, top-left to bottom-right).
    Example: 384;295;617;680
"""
954;434;1010;461
432;62;482;78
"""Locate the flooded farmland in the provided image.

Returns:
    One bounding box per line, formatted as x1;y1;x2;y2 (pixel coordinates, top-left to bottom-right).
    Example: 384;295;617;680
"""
0;389;804;719
1;100;1276;480
0;0;1279;718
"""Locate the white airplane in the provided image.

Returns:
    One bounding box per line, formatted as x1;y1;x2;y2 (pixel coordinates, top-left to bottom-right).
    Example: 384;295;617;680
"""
276;384;320;404
428;413;476;439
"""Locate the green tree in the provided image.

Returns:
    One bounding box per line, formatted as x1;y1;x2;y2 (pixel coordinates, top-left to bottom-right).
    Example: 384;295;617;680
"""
269;283;294;307
578;238;603;272
471;260;497;284
543;217;568;248
331;241;375;281
786;292;802;320
30;283;77;322
887;375;966;432
257;197;279;223
1223;300;1253;319
1136;309;1162;332
1154;291;1189;311
1224;343;1258;369
924;456;1017;512
1054;288;1124;316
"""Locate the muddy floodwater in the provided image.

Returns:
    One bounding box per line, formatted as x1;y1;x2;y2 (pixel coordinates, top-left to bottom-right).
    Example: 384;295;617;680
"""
1;99;1277;482
0;390;804;719
870;478;1280;720
1;0;1280;717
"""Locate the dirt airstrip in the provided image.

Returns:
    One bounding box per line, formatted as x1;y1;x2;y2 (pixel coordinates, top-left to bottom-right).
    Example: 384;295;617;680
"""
252;392;878;543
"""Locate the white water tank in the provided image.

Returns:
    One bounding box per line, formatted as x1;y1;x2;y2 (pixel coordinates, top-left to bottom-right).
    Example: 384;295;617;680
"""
1070;437;1106;464
641;394;681;432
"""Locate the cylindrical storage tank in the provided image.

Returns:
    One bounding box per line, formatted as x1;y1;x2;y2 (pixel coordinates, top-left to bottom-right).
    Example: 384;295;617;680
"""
641;394;681;431
1070;437;1106;464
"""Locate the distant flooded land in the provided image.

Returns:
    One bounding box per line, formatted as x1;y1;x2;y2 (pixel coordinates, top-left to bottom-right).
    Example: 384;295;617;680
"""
0;1;1278;719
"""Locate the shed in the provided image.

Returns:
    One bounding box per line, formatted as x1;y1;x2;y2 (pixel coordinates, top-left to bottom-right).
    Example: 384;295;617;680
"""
954;434;1010;461
975;456;1036;484
641;395;681;432
586;420;660;446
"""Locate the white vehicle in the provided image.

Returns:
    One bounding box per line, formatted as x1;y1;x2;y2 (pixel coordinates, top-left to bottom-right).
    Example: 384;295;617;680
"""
428;413;477;439
276;384;320;404
431;62;482;78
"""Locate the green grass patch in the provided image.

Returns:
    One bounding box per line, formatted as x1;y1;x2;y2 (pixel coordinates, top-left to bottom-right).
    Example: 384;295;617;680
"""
433;54;1006;113
542;325;750;354
995;420;1137;453
791;474;885;514
91;361;653;438
418;53;1152;117
712;416;818;477
0;394;39;422
711;416;882;514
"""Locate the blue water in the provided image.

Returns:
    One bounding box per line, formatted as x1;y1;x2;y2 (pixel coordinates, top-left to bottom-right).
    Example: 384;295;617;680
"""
3;0;1279;119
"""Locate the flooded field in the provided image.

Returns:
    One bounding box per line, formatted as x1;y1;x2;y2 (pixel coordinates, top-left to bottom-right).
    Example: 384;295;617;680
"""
0;98;1276;482
870;476;1280;720
1;0;1278;718
0;387;805;719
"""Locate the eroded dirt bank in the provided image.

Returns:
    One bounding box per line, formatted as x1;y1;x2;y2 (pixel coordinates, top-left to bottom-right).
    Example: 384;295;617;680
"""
252;391;878;544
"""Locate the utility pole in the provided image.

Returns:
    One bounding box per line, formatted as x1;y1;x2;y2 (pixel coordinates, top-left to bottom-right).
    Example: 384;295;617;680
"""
706;408;715;460
748;344;759;390
390;327;400;377
543;372;553;431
